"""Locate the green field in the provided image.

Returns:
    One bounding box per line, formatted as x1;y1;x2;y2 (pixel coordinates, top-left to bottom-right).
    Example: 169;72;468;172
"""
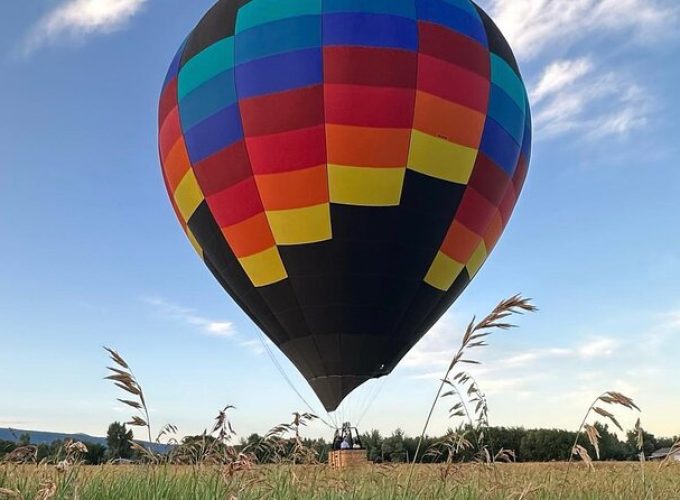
2;462;679;499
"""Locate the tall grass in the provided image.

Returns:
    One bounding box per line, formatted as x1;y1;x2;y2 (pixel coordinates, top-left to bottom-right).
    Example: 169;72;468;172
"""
1;294;672;499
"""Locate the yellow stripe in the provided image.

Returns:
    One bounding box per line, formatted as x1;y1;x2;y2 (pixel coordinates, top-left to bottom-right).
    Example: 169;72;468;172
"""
424;252;465;291
174;170;204;221
186;228;203;257
328;164;405;206
466;241;488;278
266;204;332;246
238;246;288;287
408;130;478;184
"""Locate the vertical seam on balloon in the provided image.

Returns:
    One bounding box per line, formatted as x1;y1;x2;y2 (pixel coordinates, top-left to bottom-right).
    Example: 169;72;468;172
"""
172;35;273;337
306;0;335;387
388;0;492;362
408;4;527;344
367;0;422;378
232;8;327;382
381;0;442;356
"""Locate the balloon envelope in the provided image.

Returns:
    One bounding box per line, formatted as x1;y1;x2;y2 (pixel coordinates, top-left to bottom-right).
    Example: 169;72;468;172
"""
158;0;531;411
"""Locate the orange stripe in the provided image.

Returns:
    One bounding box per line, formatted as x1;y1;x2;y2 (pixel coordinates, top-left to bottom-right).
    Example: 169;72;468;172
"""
163;139;192;192
326;125;411;168
413;91;486;149
255;165;329;211
440;220;482;263
222;212;275;258
482;210;504;252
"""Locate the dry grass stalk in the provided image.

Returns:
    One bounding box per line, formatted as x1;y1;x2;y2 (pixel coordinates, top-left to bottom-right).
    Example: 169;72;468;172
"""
558;390;641;499
2;445;37;464
258;413;319;465
0;488;21;499
408;295;537;487
103;346;178;461
35;480;56;500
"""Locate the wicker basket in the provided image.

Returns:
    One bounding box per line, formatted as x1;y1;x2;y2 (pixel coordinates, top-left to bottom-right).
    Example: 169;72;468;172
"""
328;449;369;469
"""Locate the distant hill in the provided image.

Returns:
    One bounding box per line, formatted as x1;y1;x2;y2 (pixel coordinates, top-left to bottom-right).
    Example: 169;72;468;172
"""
0;428;170;453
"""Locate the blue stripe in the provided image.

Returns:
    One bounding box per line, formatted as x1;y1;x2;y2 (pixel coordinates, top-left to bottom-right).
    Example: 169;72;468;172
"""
179;71;237;131
184;104;243;164
324;0;416;18
521;108;532;161
235;48;323;98
442;0;478;17
487;84;525;144
479;118;521;175
235;15;322;64
163;41;186;89
415;0;487;46
323;13;418;50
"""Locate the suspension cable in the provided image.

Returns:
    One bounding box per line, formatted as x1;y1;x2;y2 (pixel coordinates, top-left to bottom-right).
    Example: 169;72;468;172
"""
255;331;336;430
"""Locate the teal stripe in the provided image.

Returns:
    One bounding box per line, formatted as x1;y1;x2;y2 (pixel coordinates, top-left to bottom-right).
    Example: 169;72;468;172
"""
324;0;416;18
487;84;525;145
179;71;237;130
179;38;234;100
442;0;478;16
236;0;322;33
490;54;526;110
235;16;321;64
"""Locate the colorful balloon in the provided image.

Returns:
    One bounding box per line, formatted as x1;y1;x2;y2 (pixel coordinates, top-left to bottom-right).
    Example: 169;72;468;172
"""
158;0;531;411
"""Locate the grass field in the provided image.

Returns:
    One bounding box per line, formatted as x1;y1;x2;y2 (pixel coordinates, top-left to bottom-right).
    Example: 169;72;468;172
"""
1;462;679;499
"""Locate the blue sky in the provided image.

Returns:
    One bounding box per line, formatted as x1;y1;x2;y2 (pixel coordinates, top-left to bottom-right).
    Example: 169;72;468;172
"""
1;0;679;442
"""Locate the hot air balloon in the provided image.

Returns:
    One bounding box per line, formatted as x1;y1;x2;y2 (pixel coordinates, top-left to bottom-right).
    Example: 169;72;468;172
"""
158;0;531;412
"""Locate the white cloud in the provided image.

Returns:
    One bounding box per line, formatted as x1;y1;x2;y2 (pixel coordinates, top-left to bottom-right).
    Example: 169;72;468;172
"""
530;58;593;104
22;0;148;55
239;339;265;356
578;337;619;358
401;313;468;370
143;297;236;340
530;59;652;139
204;322;236;338
482;0;676;60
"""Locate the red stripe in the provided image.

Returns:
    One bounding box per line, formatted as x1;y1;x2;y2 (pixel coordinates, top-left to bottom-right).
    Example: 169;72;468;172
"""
325;84;415;128
454;188;497;236
418;22;490;78
324;47;417;88
498;186;518;225
417;54;490;113
207;177;264;227
246;125;327;174
513;154;529;193
468;153;511;206
158;107;182;160
240;85;325;137
194;141;253;197
158;79;178;130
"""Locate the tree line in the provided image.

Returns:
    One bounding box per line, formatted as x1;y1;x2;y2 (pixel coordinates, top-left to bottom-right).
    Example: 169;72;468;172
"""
1;421;676;464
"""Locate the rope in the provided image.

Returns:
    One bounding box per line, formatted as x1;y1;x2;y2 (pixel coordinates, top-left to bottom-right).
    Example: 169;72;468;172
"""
356;376;388;428
255;331;336;430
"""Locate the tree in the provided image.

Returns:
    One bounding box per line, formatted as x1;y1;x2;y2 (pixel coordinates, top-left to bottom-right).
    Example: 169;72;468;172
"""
106;422;133;460
83;442;108;465
626;428;657;459
382;429;407;463
18;433;31;446
589;422;627;461
361;430;384;462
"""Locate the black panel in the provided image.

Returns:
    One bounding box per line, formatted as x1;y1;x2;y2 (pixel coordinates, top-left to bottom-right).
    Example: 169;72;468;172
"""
473;3;521;75
180;0;254;66
188;202;289;345
330;204;399;242
285;334;396;410
258;280;312;340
